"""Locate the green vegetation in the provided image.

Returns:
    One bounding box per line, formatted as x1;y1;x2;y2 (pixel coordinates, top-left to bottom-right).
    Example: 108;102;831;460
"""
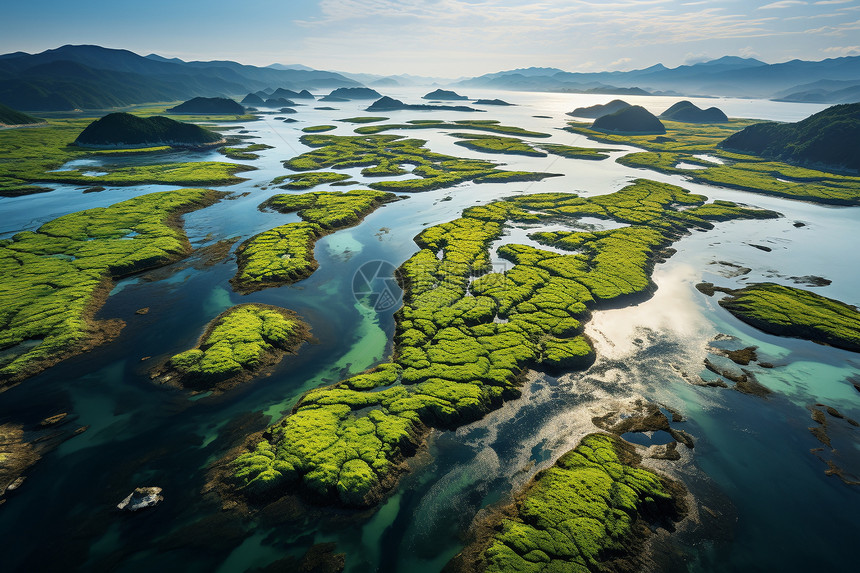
231;190;399;293
74;112;223;147
423;89;468;101
591;105;666;134
366;96;479;113
0;103;42;127
269;171;354;189
660;101;728;123
452;133;546;157
325;87;382;100
38;161;256;188
474;99;513;106
89;146;173;156
166;97;245;115
355;119;550;138
302;125;337;133
219;143;274;160
719;103;860;171
337;117;389;124
538;143;615;160
155;304;311;392
283;133;559;193
718;283;860;352
0;189;224;386
0;117;255;195
226;179;777;506
449;134;614;161
568;119;860;205
457;433;682;573
568;100;630;119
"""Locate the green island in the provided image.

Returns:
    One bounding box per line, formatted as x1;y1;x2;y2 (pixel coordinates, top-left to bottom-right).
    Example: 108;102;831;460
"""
220;178;777;506
231;189;399;293
446;433;685;573
166;97;245;115
354;119;550;138
152;304;312;393
591;105;666;135
74;112;224;147
337;116;389;124
452;133;548;157
302;125;337;133
219;143;274;160
538;143;617;160
269;171;354;189
715;283;860;352
283;133;559;192
0;188;225;387
451;134;615;160
567;119;860;205
0;117;255;196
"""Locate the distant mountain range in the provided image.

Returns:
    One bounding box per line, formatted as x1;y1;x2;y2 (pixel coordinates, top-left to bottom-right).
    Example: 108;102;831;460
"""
1;46;858;111
456;56;860;101
0;45;358;111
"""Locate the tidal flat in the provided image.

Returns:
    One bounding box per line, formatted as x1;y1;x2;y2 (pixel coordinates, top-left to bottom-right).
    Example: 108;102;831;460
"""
0;91;857;573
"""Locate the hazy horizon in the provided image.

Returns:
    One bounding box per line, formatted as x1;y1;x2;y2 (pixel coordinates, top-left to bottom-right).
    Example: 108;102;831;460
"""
4;0;859;78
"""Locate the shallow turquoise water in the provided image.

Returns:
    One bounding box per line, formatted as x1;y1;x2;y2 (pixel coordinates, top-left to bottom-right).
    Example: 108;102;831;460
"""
0;91;856;572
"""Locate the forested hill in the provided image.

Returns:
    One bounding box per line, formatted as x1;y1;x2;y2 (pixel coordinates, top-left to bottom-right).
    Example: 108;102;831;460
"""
74;112;223;147
719;103;860;171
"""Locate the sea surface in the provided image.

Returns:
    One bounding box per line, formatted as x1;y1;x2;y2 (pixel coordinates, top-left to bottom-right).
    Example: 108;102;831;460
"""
0;88;857;572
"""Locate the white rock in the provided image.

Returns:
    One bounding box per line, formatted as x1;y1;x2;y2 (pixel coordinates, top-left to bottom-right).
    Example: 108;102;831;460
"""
117;487;163;511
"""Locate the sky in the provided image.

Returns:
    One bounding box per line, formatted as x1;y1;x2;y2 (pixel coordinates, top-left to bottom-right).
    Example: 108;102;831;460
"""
3;0;860;77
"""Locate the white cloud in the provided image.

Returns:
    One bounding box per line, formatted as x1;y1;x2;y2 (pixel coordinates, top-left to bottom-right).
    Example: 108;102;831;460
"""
822;45;860;55
758;1;807;8
609;57;633;68
815;0;852;4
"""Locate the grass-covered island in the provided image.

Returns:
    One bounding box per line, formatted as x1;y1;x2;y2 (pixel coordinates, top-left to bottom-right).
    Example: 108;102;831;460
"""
423;89;468;100
354;119;549;138
323;87;382;100
0;189;225;387
567;116;860;205
152;304;311;393
0;117;255;196
218;143;274;160
719;103;860;172
337;116;389;124
166;97;245;115
215;179;777;508
660;101;728;123
0;103;43;127
301;125;337;133
567;99;630;119
713;283;860;352
450;133;614;160
473;99;513;106
269;171;353;189
446;433;686;573
74;112;224;148
231;190;399;293
366;96;481;113
592;105;666;135
282;132;559;192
